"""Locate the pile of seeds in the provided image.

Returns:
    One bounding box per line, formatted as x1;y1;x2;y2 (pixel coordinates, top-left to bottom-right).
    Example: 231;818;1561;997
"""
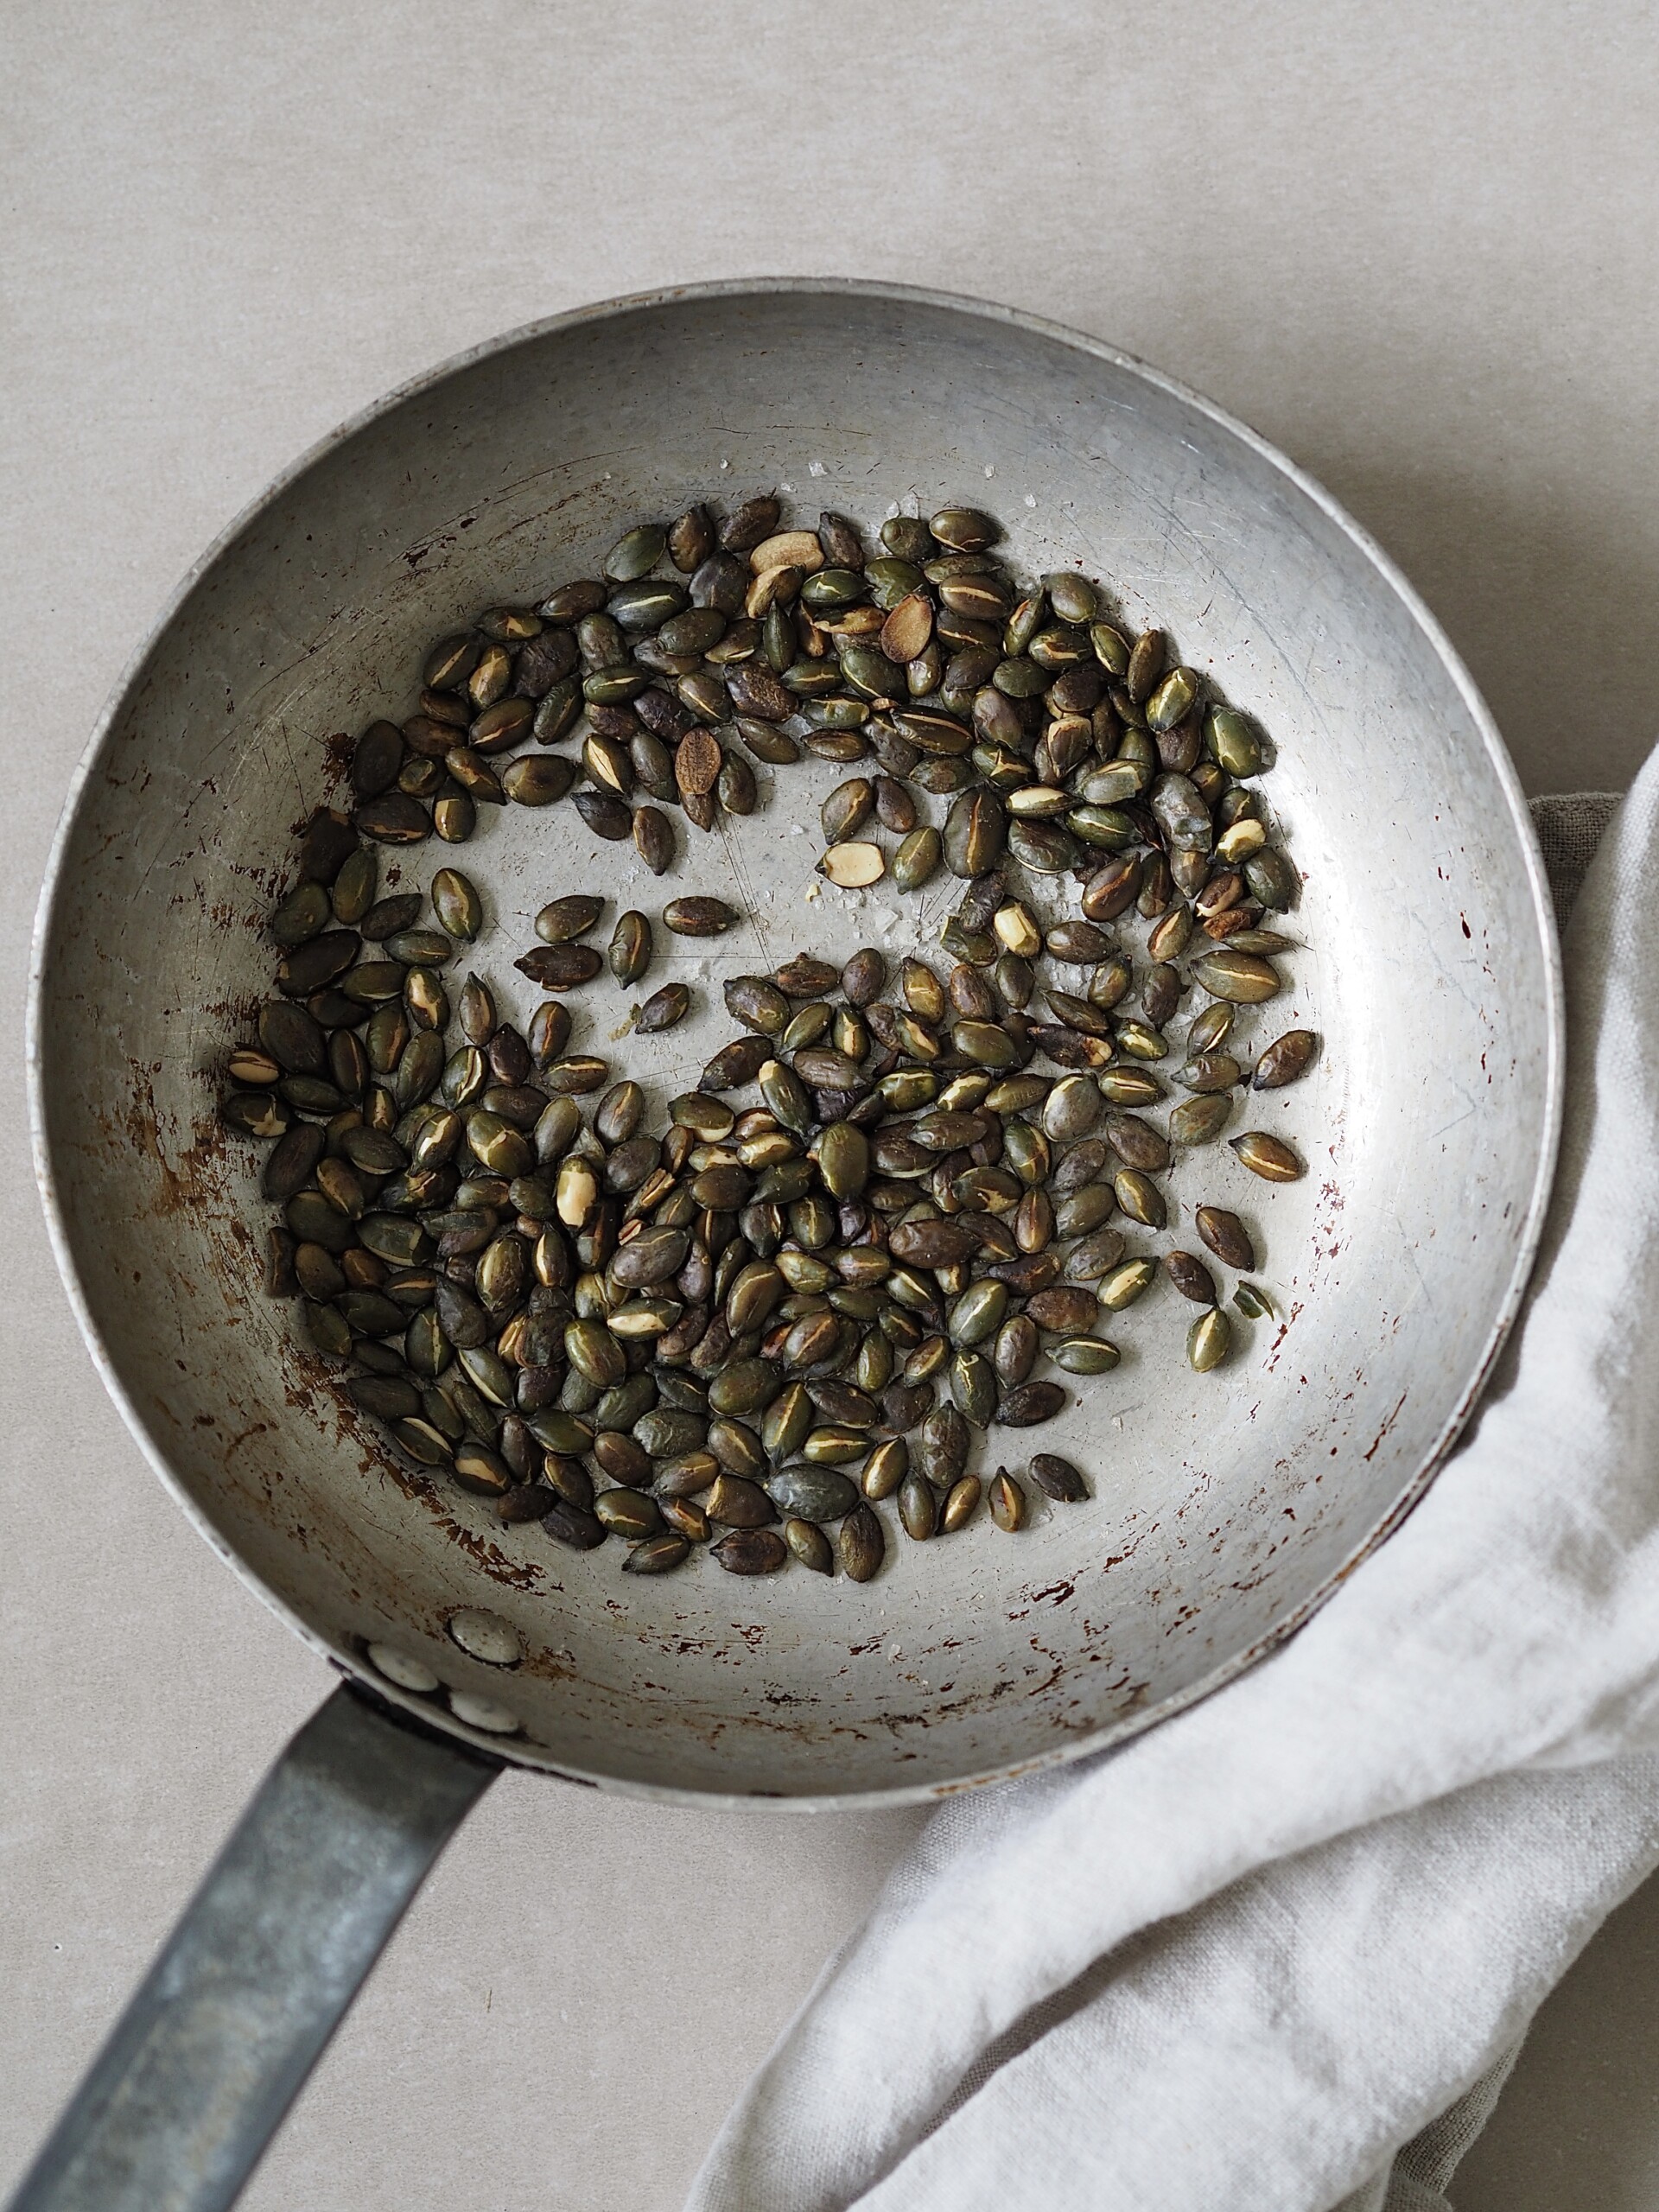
225;494;1318;1583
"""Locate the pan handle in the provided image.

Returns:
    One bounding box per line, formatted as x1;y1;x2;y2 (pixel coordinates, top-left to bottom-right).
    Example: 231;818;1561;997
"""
6;1681;500;2212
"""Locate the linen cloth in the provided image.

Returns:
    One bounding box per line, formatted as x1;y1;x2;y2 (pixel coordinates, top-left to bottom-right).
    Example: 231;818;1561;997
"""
687;779;1659;2212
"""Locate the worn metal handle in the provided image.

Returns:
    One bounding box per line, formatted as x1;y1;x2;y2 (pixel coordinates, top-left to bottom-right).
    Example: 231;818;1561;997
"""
7;1682;500;2212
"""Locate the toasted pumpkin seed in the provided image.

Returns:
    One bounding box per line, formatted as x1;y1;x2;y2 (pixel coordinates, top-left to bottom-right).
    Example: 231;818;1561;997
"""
608;910;652;986
988;1470;1027;1530
1187;1308;1231;1372
818;840;886;889
1230;1131;1306;1182
1196;1206;1256;1270
664;896;738;937
1254;1028;1319;1090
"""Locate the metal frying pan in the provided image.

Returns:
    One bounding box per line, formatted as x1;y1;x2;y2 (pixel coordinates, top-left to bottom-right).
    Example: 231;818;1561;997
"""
15;281;1559;2211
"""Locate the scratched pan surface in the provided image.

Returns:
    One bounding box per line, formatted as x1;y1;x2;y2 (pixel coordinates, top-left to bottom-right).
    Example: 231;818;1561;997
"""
29;283;1559;1805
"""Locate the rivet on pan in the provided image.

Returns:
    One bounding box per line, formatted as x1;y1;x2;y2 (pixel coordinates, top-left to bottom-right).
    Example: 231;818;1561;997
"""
444;1607;522;1667
447;1688;522;1735
365;1641;440;1694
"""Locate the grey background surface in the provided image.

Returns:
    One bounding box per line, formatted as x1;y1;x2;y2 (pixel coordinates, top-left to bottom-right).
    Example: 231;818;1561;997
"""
3;4;1657;2206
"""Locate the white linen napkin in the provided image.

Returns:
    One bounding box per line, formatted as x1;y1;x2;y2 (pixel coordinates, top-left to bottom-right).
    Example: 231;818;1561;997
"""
687;773;1659;2212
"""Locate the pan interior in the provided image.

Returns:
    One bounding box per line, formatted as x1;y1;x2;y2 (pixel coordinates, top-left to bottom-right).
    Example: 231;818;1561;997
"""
33;287;1554;1800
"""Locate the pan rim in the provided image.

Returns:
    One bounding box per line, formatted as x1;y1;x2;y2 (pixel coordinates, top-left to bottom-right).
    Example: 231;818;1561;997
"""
27;276;1564;1808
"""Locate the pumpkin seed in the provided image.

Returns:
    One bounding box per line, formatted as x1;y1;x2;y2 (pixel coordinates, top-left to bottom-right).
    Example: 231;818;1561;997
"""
595;1487;664;1540
1196;1205;1256;1270
535;894;602;945
1113;1170;1166;1229
1097;1258;1159;1310
1169;1094;1234;1147
819;842;886;889
1029;1452;1087;1503
500;754;573;808
775;1516;830;1573
515;944;603;989
1165;1250;1217;1304
1254;1028;1318;1090
766;1462;859;1522
1046;572;1097;625
664;896;738;937
988;1470;1027;1531
930;507;998;551
1230;1131;1306;1182
892;825;943;890
1187;1308;1231;1372
1177;1052;1243;1094
1147;666;1198;732
624;1532;691;1573
603;523;666;582
608;910;652;986
835;1502;882;1580
1051;1337;1120;1374
712;1528;788;1574
1206;707;1262;777
995;1380;1065;1427
1244;849;1298;910
1195;950;1281;1003
667;506;714;571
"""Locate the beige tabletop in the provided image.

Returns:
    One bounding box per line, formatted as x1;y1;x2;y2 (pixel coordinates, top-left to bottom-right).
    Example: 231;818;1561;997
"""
4;6;1658;2207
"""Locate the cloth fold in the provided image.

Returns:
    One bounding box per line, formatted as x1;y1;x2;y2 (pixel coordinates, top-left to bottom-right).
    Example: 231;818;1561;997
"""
687;780;1656;2212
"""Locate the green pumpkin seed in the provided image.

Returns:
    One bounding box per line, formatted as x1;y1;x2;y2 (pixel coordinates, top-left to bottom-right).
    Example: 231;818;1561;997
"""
947;1280;1007;1347
988;1470;1027;1530
949;1349;997;1426
889;825;942;891
1146;665;1198;732
1244;848;1299;910
930;507;998;551
608;578;686;631
1188;1001;1235;1054
604;523;668;582
1205;706;1262;776
895;1471;936;1541
270;880;331;948
430;868;482;939
1230;1130;1305;1182
608;910;652;986
1187;1308;1231;1372
766;1463;859;1522
932;1473;976;1532
1195;950;1282;1005
1090;1258;1154;1311
1113;1170;1165;1229
1046;571;1097;625
777;1517;830;1573
832;1503;880;1580
625;1532;692;1574
1169;1094;1234;1147
1114;1020;1168;1062
1051;1337;1121;1374
944;788;1007;878
1018;1455;1083;1507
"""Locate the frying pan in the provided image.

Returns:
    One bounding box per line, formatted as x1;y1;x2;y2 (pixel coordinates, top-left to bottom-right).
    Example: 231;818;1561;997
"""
13;281;1560;2212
